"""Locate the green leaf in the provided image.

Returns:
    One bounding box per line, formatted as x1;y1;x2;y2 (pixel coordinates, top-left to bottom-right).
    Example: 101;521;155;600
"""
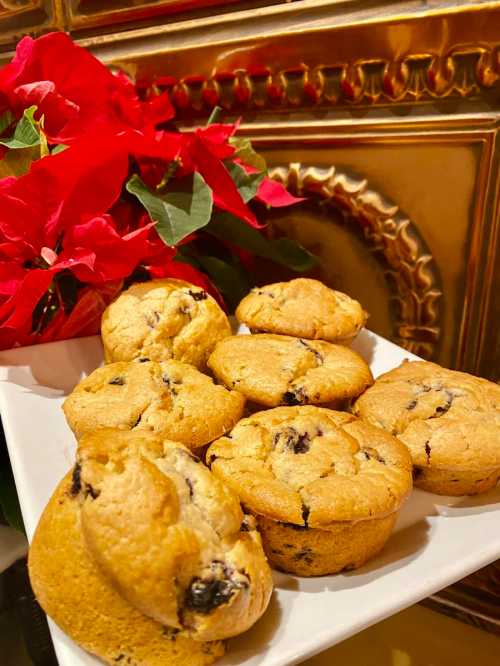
0;109;14;135
51;143;69;155
197;255;251;310
225;161;265;203
126;173;213;246
229;137;267;172
207;105;222;125
0;145;40;178
174;248;201;269
0;105;40;150
207;213;318;272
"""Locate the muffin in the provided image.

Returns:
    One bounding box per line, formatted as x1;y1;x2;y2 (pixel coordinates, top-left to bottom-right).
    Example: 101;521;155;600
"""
353;360;500;495
63;359;245;449
207;406;412;576
101;279;231;368
29;471;225;666
236;278;367;343
208;334;373;408
73;429;273;641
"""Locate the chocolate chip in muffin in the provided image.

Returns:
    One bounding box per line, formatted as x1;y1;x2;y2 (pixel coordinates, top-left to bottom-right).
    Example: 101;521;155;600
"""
185;578;235;614
188;289;208;301
424;441;432;464
137;357;150;363
70;463;82;496
252;289;274;298
301;504;310;528
430;389;454;417
162;374;178;396
108;376;125;386
132;413;142;428
185;477;194;500
84;483;100;500
207;453;218;467
274;427;311;454
162;627;180;641
407;399;418;410
178;304;192;317
362;448;386;465
292;547;314;564
282;387;308;406
145;311;161;328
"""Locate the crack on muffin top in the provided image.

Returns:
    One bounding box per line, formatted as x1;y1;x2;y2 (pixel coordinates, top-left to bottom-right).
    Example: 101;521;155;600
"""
353;360;500;470
207;406;411;526
108;376;125;386
208;333;373;408
100;280;231;369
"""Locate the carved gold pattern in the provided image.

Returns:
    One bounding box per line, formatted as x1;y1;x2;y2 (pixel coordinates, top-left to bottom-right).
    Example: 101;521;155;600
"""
162;47;500;115
268;163;442;359
0;0;63;49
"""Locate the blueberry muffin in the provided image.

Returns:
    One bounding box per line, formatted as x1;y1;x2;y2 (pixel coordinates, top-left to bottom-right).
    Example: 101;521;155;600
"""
101;279;231;369
236;278;367;343
208;334;373;408
207;406;412;576
63;359;245;449
353;360;500;495
29;471;225;665
74;429;273;640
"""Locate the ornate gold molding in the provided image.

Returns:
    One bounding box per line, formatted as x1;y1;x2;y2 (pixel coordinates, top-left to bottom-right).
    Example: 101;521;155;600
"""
268;163;442;359
164;47;500;116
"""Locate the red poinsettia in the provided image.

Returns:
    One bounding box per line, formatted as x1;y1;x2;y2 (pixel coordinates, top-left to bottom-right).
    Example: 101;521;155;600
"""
0;32;312;350
0;32;173;143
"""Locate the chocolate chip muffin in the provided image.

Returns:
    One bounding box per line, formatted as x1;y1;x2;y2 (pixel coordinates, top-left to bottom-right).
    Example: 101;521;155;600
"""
236;278;367;343
353;360;500;496
73;429;273;641
208;334;373;408
207;406;412;576
101;279;231;369
63;359;245;449
29;472;225;666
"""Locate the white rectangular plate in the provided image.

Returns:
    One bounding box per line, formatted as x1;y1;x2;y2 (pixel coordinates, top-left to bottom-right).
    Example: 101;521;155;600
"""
1;329;500;666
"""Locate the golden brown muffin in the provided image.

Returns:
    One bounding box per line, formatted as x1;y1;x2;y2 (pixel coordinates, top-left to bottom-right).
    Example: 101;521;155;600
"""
28;472;225;666
207;406;412;576
63;359;245;449
101;279;231;369
353;360;500;496
75;429;273;641
236;278;367;343
208;334;373;408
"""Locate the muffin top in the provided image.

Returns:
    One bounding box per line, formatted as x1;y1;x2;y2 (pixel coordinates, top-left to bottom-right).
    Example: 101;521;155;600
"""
353;360;500;471
28;471;225;666
208;334;373;407
207;406;412;528
74;429;272;641
235;278;367;341
101;279;231;368
63;359;245;449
